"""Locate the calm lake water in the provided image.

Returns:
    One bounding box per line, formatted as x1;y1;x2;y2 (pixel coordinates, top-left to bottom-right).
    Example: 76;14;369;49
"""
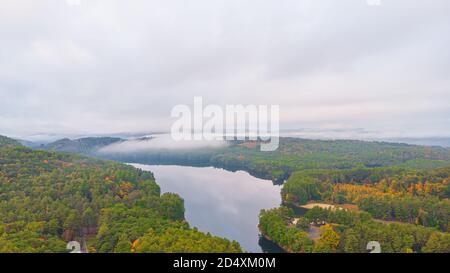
130;164;282;253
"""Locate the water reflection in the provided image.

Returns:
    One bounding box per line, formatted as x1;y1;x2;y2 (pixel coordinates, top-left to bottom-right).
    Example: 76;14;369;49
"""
131;164;282;253
258;235;286;253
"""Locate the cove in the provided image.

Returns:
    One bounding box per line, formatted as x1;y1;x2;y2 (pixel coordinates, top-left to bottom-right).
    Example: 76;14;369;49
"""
130;164;282;253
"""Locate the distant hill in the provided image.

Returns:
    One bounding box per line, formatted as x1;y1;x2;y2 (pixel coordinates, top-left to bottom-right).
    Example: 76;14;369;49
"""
382;137;450;148
43;137;124;154
0;135;21;147
41;136;450;183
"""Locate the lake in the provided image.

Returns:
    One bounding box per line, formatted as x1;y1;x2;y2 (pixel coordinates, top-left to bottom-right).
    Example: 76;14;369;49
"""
130;164;282;253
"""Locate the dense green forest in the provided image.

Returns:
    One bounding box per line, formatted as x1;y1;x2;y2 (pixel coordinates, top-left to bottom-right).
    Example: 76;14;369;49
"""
16;136;450;253
261;166;450;253
0;136;20;147
259;206;450;253
282;167;450;231
0;136;241;253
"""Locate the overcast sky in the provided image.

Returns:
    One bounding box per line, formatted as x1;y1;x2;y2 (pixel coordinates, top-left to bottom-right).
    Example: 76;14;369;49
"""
0;0;449;140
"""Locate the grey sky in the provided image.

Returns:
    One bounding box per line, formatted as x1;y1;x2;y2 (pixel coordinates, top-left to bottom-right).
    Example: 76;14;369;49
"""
0;0;449;140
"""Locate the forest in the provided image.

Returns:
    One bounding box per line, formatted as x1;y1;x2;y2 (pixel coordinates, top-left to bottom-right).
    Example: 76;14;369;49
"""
259;206;450;253
5;135;450;253
0;135;241;253
282;167;450;231
260;166;450;253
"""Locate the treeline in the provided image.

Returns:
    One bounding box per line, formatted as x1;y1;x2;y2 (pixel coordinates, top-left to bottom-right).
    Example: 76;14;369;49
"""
259;207;450;253
0;136;20;147
0;136;241;253
200;138;450;182
43;137;123;154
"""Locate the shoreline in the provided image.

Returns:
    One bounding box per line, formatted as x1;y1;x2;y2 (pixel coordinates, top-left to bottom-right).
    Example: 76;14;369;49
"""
258;226;292;253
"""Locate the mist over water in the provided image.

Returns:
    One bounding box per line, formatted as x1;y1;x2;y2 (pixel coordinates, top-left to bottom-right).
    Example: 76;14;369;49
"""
100;134;227;154
131;164;282;253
